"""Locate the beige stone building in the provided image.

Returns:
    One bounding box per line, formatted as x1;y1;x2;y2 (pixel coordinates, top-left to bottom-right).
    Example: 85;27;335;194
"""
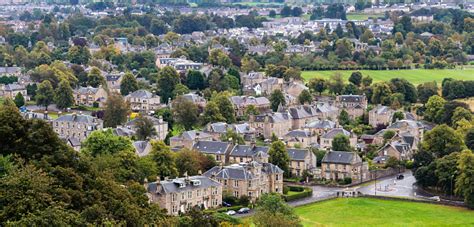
287;148;317;177
0;83;28;101
321;151;369;182
192;141;233;164
204;162;284;201
228;144;269;164
52;113;103;142
369;105;395;127
146;176;222;215
73;86;108;107
170;130;212;149
229;95;270;117
320;128;358;150
125;89;162;113
284;129;318;148
336;95;367;119
249;112;292;139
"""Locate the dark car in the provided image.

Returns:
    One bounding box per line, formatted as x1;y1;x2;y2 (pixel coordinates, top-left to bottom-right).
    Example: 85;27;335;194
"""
396;174;404;180
238;208;250;214
222;202;232;207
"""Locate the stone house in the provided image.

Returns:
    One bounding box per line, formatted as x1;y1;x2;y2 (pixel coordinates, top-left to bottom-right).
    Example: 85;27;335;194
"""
52;113;103;142
170;130;212;149
228;144;269;164
369;105;395;127
146;176;222;215
377;140;412;161
284;81;308;98
204;162;284;201
284;129;318;148
105;73;123;92
0;83;28;101
260;77;283;95
73;86;108;107
133;140;153;157
320;128;358;150
336;95;367;119
125;116;168;141
249;112;292;139
192;141;233;164
288;105;320;129
241;72;266;88
125;89;162;113
287;148;317;177
321;151;368;182
386;120;424;145
229;95;270;117
304;119;336;136
181;93;207;109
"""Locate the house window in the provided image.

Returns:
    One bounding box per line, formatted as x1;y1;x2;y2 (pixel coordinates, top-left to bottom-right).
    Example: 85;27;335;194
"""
181;192;185;200
234;181;239;187
234;191;239;197
172;193;177;202
248;180;252;187
197;190;201;197
276;174;279;181
187;191;192;199
172;205;178;213
212;187;217;195
248;192;253;197
224;180;227;186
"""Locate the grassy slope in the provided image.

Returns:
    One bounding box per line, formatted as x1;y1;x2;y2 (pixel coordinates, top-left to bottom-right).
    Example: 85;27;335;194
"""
295;198;474;226
347;13;383;20
302;69;474;85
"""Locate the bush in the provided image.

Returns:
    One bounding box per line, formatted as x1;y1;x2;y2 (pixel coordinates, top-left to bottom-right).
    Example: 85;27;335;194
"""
283;186;289;195
212;212;241;224
214;205;244;213
223;193;238;206
344;177;352;185
92;101;99;108
287;185;305;192
238;195;250;206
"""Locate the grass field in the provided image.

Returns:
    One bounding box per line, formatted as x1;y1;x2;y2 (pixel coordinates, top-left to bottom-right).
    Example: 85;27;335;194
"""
293;198;474;226
302;69;474;85
347;13;384;20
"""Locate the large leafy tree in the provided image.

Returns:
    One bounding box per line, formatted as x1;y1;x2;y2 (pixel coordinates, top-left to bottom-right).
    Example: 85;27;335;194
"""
172;96;199;130
417;81;438;104
308;78;327;95
332;134;351;151
424;95;446;123
212;93;236;123
81;129;134;157
54;79;74;109
120;72;139;96
422;124;465;158
36;80;54;110
103;92;130;128
201;101;225;125
86;67;105;88
135;115;157;140
150;140;177;178
14;92;25;107
253;193;301;226
157;66;180;103
349;71;362;87
455;149;474;209
268;140;290;177
270;89;286;112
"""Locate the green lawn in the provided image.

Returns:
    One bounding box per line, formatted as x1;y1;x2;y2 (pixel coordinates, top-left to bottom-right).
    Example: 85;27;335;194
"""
294;198;474;226
302;69;474;85
347;13;383;20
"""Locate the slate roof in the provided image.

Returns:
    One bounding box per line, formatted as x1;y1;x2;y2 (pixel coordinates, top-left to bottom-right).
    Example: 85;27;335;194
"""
230;96;270;107
133;141;151;157
127;89;155;99
208;122;228;133
287;148;309;161
230;145;269;157
339;95;365;103
147;176;220;194
193;141;231;154
178;130;211;141
113;127;136;137
322;151;359;164
3;83;25;91
321;128;351;139
305;119;336;129
75;86;100;95
54;114;98;124
285;130;312;138
372;105;391;114
203;162;283;180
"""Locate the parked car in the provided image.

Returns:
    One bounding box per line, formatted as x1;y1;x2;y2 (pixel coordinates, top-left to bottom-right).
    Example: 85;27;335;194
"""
238;208;250;214
226;210;236;216
222;202;231;207
396;174;404;180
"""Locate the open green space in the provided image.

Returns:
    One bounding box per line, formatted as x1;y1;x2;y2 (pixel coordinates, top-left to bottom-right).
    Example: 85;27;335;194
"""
302;69;474;85
347;12;384;20
294;198;474;226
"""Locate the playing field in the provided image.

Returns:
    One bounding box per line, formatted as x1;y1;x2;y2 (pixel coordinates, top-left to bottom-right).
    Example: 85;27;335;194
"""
302;69;474;85
347;13;384;20
294;198;474;226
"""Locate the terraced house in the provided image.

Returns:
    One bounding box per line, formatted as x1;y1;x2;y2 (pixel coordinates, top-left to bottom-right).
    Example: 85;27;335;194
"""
204;161;284;201
146;176;222;215
52;113;103;142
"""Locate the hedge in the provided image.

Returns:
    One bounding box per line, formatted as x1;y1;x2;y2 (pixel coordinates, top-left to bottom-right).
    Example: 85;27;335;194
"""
214;205;244;213
282;186;313;202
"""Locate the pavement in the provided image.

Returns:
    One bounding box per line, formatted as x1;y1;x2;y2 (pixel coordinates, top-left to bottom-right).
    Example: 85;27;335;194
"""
355;170;417;198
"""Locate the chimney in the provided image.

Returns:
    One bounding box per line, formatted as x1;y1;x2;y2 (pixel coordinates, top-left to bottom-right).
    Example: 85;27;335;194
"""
143;178;148;189
156;176;160;183
198;170;202;175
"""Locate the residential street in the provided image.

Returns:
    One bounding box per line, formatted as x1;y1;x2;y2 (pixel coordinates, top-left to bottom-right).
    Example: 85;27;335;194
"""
356;170;417;198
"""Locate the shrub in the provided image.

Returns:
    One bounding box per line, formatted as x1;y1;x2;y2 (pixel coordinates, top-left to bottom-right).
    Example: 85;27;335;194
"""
282;186;313;202
343;177;352;185
214;205;244;213
93;101;99;108
283;186;289;195
238;195;250;206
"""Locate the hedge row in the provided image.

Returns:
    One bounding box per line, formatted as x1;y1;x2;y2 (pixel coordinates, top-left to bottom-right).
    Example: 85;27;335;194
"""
214;205;244;213
283;186;313;202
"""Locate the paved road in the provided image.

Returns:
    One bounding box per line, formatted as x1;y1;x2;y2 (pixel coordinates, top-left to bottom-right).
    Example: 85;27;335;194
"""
356;170;417;198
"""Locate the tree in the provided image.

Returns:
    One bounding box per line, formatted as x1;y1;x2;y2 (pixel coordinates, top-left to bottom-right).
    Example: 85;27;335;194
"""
392;111;404;123
253;193;301;227
349;72;362;87
14;92;25;108
81;129;134;156
308;78;327;95
465;128;474;150
157;66;180;103
269;10;276;18
185;70;205;90
389;78;417;103
201;101;225;125
422;124;465;158
172;84;190;97
435;152;460;195
362;75;373;87
54;80;74;109
385;156;400;168
417;81;438;104
371;82;392;105
36;80;54;110
103;92;130;128
175;149;200;176
150;19;168;35
298;90;312;104
455;149;474;208
424;95;446;123
212;93;236;123
328;73;344;95
270;89;286;112
135;115;157;140
268;140;290;177
414;162;438;188
67;45;91;65
332;134;351;151
150;140;177;178
280;5;292;17
220;129;245;145
338;110;351;126
241;56;260;73
172;96;199;130
120;72;139;96
86;67;105;88
451;107;472;126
